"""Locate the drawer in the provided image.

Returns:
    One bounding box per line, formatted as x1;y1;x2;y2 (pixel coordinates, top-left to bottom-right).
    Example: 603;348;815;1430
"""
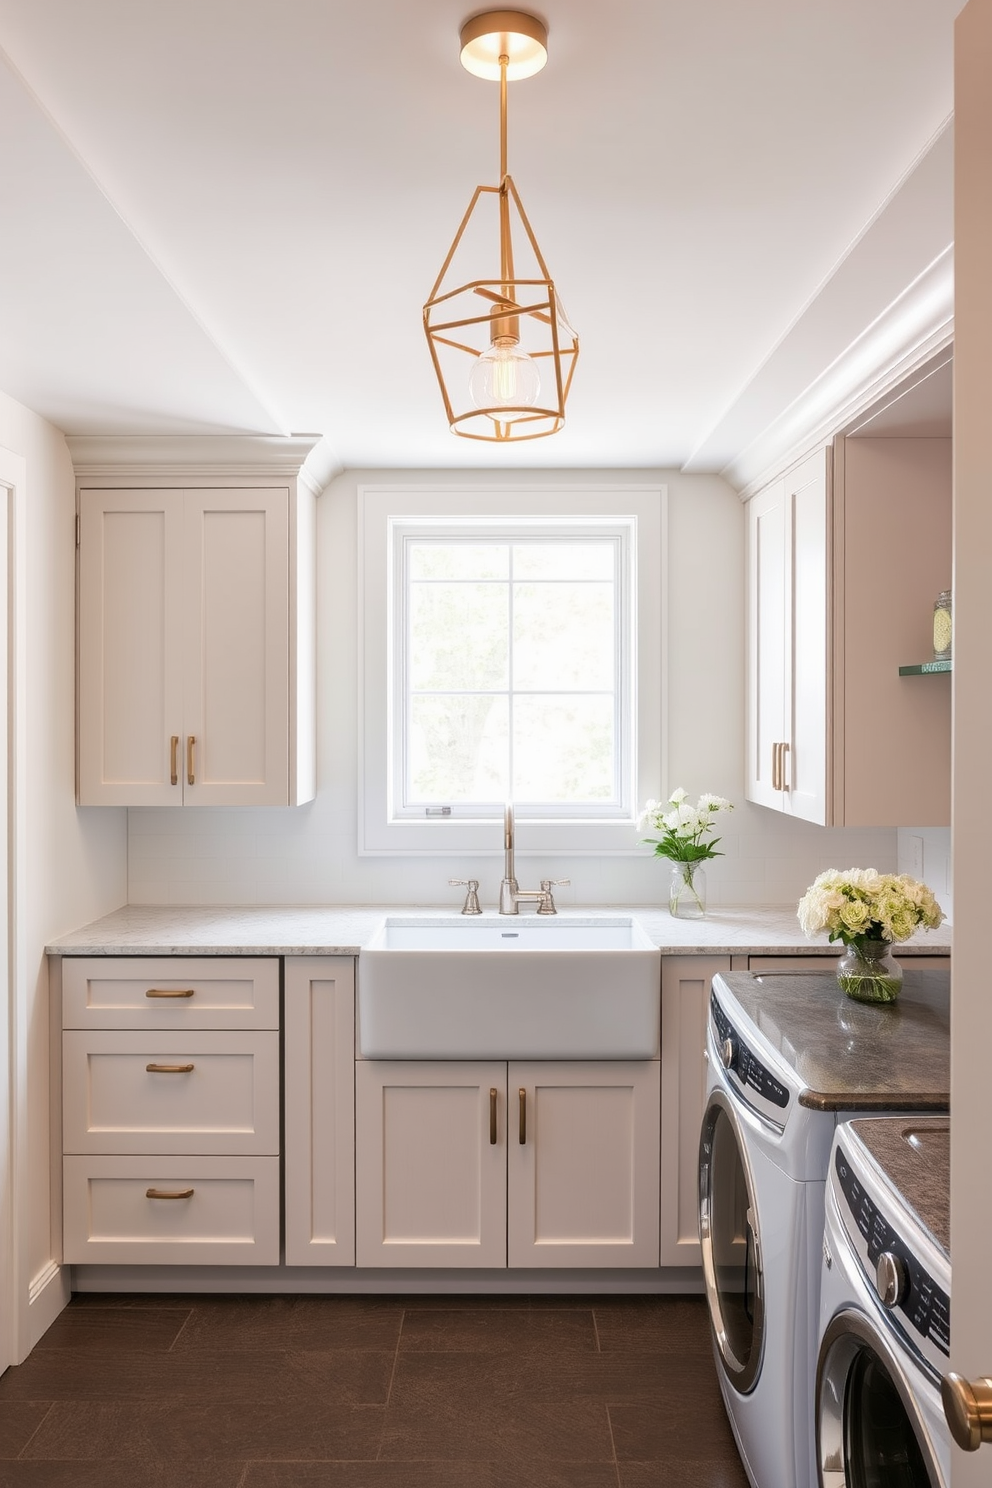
61;957;279;1030
63;1030;279;1155
63;1156;280;1265
747;955;839;972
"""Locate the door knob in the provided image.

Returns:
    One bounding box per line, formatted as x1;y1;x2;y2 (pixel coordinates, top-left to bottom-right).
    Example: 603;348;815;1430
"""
941;1372;992;1451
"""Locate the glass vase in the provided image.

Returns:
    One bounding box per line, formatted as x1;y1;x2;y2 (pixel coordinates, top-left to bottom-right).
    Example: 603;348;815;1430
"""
669;861;707;919
836;940;903;1004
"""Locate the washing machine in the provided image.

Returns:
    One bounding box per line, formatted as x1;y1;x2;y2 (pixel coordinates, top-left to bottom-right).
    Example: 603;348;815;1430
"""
698;967;950;1488
816;1115;951;1487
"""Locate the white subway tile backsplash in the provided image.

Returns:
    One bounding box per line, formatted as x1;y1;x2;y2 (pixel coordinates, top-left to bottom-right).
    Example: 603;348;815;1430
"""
126;803;898;910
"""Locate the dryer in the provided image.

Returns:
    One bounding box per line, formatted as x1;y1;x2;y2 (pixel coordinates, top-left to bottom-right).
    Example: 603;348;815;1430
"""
698;967;949;1488
816;1115;951;1488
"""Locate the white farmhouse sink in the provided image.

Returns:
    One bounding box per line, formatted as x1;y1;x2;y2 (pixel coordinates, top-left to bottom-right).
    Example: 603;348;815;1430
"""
358;915;660;1059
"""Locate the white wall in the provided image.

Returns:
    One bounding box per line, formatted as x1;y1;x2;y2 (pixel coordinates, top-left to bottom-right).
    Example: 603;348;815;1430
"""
127;466;896;910
898;826;953;923
1;389;127;1355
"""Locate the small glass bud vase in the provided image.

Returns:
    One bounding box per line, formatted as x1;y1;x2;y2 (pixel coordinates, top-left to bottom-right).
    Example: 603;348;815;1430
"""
836;940;903;1004
669;861;706;919
932;589;952;661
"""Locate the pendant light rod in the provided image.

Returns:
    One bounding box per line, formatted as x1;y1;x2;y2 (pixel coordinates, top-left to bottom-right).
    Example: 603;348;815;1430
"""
499;54;509;180
497;54;517;344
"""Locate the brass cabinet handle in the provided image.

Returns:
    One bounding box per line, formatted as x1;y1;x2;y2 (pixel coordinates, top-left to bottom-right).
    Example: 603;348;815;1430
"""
489;1087;498;1144
146;1187;194;1200
145;1063;195;1073
170;734;179;787
942;1373;992;1451
771;741;790;791
518;1087;527;1145
187;735;196;786
145;988;196;998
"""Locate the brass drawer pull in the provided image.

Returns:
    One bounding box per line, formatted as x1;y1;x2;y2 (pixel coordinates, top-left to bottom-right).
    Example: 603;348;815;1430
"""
489;1087;498;1144
518;1087;526;1145
145;1063;195;1074
146;1187;194;1200
145;988;196;998
170;734;179;786
187;735;196;786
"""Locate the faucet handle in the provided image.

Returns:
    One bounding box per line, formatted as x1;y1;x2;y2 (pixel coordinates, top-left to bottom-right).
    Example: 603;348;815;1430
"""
449;878;483;915
537;878;570;915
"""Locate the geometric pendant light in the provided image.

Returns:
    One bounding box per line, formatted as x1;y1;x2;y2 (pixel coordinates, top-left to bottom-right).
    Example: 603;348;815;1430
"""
423;10;579;441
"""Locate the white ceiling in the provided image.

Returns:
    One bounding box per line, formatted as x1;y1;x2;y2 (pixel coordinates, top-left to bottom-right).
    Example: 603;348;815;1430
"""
0;1;963;479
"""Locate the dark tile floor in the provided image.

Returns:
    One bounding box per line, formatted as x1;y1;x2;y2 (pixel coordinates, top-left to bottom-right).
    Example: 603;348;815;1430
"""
0;1292;749;1488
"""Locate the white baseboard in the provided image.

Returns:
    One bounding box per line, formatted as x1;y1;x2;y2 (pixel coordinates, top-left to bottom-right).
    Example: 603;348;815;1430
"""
69;1264;705;1296
21;1259;71;1361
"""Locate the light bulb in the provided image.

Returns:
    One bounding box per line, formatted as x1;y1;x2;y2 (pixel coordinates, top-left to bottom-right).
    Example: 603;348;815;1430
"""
469;336;541;421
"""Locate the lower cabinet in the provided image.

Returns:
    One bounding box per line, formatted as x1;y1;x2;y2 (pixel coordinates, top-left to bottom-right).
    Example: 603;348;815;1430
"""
659;955;731;1268
284;957;356;1266
355;1059;661;1268
60;955;281;1265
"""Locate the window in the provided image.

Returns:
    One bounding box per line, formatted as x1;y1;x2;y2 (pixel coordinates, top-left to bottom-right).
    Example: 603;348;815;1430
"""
359;485;666;855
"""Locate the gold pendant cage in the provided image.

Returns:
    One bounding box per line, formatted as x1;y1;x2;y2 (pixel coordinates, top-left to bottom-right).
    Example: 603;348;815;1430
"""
423;11;578;442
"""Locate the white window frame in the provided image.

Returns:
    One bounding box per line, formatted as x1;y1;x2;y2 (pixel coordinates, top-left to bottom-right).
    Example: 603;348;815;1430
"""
358;484;667;856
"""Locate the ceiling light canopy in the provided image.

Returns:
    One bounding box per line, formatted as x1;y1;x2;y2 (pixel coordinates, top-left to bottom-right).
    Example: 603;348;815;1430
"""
459;10;548;80
423;9;579;443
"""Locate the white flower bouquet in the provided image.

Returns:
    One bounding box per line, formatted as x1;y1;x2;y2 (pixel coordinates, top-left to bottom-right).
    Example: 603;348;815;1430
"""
637;788;734;864
797;867;944;948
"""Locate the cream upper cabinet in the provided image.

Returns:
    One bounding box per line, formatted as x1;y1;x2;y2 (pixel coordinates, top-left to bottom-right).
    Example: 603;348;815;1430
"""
78;479;315;807
746;448;829;824
746;435;951;827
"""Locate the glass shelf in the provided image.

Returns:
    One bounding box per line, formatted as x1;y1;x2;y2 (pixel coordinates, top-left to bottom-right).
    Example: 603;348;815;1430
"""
898;660;952;675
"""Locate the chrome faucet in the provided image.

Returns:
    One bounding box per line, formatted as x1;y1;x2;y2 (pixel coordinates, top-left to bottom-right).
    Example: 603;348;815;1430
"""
498;803;569;914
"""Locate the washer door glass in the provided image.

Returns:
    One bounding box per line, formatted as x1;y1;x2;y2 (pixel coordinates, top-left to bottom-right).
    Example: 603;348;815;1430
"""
846;1344;933;1488
818;1311;943;1488
699;1092;764;1393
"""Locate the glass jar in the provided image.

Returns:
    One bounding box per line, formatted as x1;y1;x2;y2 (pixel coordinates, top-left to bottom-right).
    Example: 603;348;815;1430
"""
669;861;706;918
836;940;903;1004
933;589;952;661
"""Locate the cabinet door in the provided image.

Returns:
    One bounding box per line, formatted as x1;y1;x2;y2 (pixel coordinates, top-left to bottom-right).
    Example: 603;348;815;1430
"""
746;476;788;811
786;450;829;824
356;1060;507;1268
746;451;829;824
660;956;730;1267
78;490;184;805
507;1060;660;1269
284;958;356;1267
182;489;289;805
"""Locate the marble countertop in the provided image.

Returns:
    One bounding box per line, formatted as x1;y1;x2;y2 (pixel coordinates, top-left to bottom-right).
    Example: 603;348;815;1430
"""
715;968;950;1112
846;1115;950;1258
45;903;954;957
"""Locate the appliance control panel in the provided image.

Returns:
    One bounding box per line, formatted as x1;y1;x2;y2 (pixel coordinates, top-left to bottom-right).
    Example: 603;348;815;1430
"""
710;991;791;1123
834;1144;951;1370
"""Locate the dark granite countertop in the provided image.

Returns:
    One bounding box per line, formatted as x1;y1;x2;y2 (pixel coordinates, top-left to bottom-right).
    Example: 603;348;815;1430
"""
714;968;950;1112
846;1116;950;1258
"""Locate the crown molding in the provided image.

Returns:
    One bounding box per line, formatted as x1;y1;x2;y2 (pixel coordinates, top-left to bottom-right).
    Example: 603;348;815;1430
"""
727;247;954;499
66;433;323;483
